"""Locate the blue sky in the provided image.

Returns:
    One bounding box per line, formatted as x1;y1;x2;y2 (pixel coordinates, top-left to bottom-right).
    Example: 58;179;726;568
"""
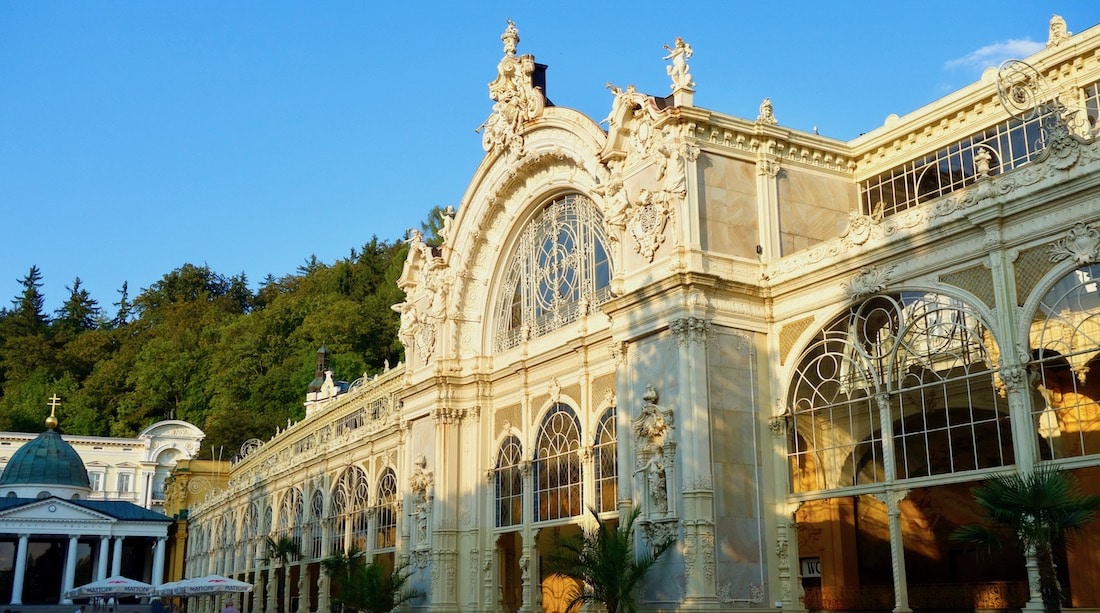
1;2;1096;314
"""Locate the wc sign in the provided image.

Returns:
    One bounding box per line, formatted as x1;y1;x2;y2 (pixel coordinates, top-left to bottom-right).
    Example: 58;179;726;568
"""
800;558;821;578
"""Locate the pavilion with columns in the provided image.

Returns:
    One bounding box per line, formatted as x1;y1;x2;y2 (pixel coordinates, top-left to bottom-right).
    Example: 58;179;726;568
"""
0;398;171;606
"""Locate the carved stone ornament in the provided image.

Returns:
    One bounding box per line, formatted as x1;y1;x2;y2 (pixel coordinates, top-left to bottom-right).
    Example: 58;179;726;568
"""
842;265;896;299
663;37;694;91
756;97;777;125
393;228;450;362
1049;223;1100;265
634;385;675;518
1048;14;1071;49
669;317;713;346
641;519;678;546
477;20;545;154
628;189;671;262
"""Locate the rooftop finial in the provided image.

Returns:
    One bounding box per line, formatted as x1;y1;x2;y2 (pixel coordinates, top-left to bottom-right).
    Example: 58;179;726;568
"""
46;394;61;429
501;19;519;56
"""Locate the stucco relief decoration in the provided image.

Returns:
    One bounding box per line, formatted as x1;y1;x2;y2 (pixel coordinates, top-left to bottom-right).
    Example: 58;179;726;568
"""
842;265;896;299
408;455;434;553
756;97;777;125
669;316;713;346
840;210;882;247
633;385;676;522
628;188;672;262
1049;223;1100;265
1047;14;1071;49
393;228;450;362
593;159;630;236
239;438;263;459
663;37;694;91
477;20;545;155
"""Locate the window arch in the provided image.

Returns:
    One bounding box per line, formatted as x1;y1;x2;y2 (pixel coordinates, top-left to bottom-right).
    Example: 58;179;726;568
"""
593;407;618;514
1029;262;1100;459
495;436;523;528
375;468;398;550
329;466;369;553
787;291;1009;494
494;194;613;352
535;404;583;522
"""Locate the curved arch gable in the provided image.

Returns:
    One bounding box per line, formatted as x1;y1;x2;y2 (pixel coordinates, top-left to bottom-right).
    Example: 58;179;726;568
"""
445;108;611;360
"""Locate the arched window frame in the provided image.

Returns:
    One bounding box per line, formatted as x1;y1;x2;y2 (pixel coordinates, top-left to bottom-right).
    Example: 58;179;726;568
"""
493;193;613;352
534;403;583;522
787;291;1009;494
593;407;618;515
374;468;399;551
494;435;523;528
1027;262;1100;460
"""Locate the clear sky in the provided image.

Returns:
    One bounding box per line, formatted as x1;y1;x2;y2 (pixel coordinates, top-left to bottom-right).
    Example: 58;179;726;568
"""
1;2;1096;314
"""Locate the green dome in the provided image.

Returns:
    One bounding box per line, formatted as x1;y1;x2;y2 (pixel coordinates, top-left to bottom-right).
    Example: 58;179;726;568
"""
0;429;91;489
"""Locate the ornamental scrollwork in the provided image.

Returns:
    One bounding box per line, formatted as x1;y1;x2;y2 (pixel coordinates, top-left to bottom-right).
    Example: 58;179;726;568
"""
842;265;895;299
1048;223;1100;265
476;20;545;155
628;188;672;262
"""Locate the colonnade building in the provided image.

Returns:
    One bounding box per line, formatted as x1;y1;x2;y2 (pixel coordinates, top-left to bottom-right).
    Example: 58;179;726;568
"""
0;405;204;605
187;16;1100;612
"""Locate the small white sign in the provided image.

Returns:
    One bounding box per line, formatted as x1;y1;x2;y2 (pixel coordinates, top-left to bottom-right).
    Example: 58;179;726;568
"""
800;557;821;578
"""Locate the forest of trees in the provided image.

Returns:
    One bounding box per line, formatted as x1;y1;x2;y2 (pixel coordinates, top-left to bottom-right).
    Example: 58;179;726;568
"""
0;234;414;458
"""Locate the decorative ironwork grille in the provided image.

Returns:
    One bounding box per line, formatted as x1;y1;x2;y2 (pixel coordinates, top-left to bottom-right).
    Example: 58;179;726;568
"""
535;404;582;522
375;468;398;550
1030;263;1100;459
860;110;1051;218
594;408;618;514
495;436;523;528
788;292;1009;494
494;194;613;352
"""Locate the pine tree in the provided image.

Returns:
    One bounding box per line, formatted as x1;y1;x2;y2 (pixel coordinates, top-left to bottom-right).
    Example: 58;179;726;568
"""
55;277;100;332
114;281;132;327
8;265;48;334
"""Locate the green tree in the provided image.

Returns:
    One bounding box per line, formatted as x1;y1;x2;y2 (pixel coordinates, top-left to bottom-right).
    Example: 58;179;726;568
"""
320;547;422;613
265;536;301;613
951;466;1100;613
548;507;674;613
55;277;100;333
114;281;132;327
8;265;48;334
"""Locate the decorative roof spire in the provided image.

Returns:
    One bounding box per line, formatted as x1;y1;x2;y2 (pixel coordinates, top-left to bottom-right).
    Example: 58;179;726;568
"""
45;394;61;430
501;19;519;56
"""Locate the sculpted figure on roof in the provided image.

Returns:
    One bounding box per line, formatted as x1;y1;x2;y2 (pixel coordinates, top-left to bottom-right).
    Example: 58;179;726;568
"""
478;20;545;154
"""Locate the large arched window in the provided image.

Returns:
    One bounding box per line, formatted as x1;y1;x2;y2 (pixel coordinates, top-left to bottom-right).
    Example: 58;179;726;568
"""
278;487;303;548
375;468;398;550
329;466;369;553
593;408;618;514
535;404;582;522
494;194;613;352
495;436;523;528
1029;263;1100;460
787;291;1009;494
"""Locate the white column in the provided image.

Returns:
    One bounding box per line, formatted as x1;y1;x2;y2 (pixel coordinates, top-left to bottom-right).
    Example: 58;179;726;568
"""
10;533;29;605
61;534;80;604
97;535;110;580
111;536;124;576
152;536;166;586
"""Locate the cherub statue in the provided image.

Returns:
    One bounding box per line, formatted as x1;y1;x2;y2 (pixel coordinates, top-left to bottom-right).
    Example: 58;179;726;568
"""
663;37;694;90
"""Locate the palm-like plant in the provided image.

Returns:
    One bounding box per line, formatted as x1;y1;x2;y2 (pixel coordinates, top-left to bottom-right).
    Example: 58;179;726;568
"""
321;547;423;613
950;466;1100;613
265;536;301;613
548;507;674;613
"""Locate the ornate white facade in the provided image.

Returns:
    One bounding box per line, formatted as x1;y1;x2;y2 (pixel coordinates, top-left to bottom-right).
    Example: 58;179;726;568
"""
0;419;205;512
187;17;1100;613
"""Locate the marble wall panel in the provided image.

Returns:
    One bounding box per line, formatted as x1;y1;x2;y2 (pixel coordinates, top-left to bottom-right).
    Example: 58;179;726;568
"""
701;155;757;259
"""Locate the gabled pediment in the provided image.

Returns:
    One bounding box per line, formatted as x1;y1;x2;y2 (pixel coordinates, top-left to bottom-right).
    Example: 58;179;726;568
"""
0;497;114;523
